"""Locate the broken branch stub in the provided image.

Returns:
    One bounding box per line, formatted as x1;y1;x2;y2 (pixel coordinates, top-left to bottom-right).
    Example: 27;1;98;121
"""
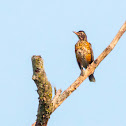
32;56;53;126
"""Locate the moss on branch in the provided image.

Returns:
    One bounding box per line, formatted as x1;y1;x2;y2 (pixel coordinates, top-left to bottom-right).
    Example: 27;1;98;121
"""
32;56;53;126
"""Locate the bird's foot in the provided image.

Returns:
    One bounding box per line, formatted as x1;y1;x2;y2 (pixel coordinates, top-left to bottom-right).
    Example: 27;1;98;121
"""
80;70;85;76
87;64;91;68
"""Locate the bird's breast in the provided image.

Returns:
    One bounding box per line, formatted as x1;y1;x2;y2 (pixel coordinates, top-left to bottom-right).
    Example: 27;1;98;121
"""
75;41;92;63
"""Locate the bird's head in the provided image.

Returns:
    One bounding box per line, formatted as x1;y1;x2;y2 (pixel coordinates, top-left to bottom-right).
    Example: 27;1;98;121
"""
73;30;87;41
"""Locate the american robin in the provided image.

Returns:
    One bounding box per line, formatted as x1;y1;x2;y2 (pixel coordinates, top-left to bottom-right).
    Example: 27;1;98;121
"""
73;30;95;82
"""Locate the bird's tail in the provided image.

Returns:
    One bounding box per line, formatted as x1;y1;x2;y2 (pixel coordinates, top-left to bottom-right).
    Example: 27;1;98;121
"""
89;74;95;82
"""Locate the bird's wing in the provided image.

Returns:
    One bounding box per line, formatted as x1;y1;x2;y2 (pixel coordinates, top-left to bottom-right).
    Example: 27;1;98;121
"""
89;43;94;62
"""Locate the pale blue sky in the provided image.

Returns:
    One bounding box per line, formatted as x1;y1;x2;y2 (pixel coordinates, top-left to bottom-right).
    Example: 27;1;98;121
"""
0;0;126;126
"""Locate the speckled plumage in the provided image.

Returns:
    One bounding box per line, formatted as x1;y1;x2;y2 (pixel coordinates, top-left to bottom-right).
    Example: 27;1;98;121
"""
73;31;95;82
75;40;93;68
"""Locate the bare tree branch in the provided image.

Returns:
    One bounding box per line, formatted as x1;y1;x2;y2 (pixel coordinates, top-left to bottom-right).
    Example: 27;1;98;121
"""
32;56;53;126
32;21;126;126
52;21;126;111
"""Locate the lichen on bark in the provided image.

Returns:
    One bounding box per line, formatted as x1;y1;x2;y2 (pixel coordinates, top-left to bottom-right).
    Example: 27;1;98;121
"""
32;56;53;126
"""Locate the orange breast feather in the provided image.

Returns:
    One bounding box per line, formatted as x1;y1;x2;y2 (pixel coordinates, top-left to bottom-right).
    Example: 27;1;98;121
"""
75;41;92;63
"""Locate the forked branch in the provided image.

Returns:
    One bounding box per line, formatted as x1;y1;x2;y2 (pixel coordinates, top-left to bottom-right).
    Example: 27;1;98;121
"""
32;21;126;126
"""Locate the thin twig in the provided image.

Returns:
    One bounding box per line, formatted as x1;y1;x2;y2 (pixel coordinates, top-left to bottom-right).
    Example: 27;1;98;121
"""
52;89;62;109
54;87;57;95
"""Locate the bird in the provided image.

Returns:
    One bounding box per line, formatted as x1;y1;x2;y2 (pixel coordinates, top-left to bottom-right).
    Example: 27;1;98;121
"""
73;30;95;82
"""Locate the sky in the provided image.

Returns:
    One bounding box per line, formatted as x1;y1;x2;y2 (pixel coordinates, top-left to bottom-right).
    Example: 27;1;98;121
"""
0;0;126;126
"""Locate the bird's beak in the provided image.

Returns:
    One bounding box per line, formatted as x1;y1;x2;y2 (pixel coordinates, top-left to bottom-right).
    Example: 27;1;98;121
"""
73;31;79;36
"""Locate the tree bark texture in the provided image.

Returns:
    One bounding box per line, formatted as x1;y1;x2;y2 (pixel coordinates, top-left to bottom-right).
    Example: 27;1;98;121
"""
32;56;53;126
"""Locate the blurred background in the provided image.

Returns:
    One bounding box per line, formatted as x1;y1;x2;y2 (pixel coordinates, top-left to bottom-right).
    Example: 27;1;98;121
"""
0;0;126;126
